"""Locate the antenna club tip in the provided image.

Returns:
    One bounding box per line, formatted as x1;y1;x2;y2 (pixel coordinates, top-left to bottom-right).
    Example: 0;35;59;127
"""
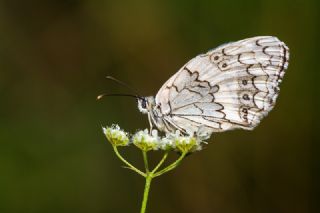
96;94;104;100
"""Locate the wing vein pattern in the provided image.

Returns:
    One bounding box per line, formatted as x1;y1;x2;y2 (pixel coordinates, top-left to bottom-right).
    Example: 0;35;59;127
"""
155;36;289;135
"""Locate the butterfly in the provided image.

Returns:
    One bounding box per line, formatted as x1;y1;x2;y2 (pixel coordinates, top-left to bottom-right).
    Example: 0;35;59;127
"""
136;36;289;138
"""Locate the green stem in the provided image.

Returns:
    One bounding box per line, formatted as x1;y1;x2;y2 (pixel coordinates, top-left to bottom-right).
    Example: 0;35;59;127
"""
142;151;149;173
140;174;152;213
154;152;187;177
113;146;186;212
139;152;170;213
113;146;146;177
151;152;169;173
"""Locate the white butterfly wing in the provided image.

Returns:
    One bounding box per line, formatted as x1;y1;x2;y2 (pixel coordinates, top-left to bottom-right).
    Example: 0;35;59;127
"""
155;36;289;135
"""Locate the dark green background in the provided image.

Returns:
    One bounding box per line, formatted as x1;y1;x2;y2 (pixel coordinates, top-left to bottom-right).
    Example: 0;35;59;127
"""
0;0;319;212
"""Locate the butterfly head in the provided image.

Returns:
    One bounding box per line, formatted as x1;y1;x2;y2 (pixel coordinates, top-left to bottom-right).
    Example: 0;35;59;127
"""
137;96;155;114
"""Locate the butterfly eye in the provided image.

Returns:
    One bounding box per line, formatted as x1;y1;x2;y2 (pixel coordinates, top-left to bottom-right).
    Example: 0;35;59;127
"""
141;99;147;109
137;98;150;114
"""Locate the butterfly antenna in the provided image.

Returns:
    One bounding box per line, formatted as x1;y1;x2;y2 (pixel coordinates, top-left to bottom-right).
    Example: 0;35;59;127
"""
96;93;140;100
105;76;142;97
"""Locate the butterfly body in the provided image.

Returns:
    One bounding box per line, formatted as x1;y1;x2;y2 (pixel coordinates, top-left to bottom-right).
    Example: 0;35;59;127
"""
138;36;289;138
138;96;175;133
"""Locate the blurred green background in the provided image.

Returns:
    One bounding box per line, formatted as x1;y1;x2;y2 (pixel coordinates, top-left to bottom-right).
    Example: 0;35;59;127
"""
0;0;319;212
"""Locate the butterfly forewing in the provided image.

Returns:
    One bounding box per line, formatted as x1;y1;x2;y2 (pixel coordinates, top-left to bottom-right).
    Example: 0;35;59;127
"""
155;36;289;135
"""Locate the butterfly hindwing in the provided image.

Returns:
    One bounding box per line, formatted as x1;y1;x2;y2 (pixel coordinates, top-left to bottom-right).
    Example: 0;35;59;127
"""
155;36;289;135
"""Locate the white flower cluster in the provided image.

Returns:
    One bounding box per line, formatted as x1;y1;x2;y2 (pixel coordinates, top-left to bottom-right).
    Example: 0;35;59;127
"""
133;129;160;151
102;124;129;146
103;125;205;153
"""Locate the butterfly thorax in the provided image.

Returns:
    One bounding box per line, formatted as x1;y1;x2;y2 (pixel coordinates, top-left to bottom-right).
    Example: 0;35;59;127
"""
137;96;169;132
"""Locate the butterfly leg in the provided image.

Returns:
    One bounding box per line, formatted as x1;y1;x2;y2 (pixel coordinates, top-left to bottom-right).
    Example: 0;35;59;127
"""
147;113;154;133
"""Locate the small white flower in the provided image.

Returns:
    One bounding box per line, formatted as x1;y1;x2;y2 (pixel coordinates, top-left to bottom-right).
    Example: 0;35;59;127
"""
103;125;129;146
173;135;202;153
133;129;160;152
157;137;174;151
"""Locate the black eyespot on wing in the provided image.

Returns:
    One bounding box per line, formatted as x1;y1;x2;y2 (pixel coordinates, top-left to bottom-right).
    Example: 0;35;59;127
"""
243;94;250;101
242;80;248;85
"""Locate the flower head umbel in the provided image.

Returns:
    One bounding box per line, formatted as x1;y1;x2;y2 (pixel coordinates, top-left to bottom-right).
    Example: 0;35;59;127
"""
160;130;203;153
103;125;129;146
102;125;205;152
101;124;207;213
133;129;160;152
174;136;202;153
